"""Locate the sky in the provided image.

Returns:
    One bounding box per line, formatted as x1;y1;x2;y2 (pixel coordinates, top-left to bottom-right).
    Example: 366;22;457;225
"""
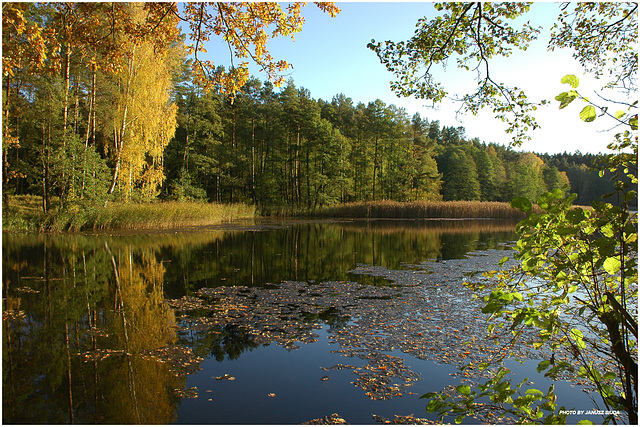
198;1;634;155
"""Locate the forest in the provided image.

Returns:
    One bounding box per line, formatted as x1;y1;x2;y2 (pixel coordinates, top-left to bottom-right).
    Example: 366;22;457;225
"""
2;2;619;216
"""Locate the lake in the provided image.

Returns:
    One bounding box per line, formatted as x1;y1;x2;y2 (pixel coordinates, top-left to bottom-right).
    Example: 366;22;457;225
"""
2;219;602;424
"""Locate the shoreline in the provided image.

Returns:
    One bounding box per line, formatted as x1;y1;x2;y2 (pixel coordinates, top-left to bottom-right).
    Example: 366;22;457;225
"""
3;196;528;234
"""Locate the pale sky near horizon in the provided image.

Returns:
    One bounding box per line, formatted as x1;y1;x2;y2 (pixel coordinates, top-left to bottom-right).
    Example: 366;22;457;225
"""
195;1;635;155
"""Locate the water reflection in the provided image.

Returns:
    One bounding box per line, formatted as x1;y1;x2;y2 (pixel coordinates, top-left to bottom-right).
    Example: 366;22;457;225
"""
3;219;517;424
3;237;186;424
161;219;517;297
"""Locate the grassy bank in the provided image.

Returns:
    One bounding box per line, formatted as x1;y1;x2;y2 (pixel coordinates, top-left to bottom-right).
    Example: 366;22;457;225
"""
3;197;538;233
2;195;256;232
312;200;532;220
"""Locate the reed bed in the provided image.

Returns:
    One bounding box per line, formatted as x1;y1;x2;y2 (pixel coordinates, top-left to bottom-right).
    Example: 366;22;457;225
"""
3;196;256;232
84;201;256;231
313;200;531;220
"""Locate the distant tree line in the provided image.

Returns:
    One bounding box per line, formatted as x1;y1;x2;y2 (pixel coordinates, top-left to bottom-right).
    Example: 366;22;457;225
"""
162;70;620;211
2;3;623;213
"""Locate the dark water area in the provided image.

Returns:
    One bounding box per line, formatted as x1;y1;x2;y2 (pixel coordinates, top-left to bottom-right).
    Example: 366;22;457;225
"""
2;219;606;424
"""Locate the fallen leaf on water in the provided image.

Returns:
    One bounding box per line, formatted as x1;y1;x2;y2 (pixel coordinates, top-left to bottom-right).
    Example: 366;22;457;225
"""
215;374;235;381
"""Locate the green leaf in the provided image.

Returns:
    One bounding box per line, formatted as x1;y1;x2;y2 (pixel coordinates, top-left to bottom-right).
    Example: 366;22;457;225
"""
555;91;578;109
614;110;625;119
570;328;586;349
425;398;441;412
525;388;543;395
570;328;583;339
499;256;509;267
579;105;596;122
455;415;465;424
566;208;585;224
537;360;551;372
577;420;595;425
456;384;471;396
561;74;579;88
603;257;621;275
511;197;532;213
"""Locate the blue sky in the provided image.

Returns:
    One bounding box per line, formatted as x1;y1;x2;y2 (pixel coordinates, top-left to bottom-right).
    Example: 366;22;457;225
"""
197;2;630;155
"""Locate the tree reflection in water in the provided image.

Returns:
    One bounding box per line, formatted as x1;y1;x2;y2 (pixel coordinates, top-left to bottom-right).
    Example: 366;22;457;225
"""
2;219;516;424
3;236;188;424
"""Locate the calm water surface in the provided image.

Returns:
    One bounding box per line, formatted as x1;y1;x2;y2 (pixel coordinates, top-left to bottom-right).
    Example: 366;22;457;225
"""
2;219;600;424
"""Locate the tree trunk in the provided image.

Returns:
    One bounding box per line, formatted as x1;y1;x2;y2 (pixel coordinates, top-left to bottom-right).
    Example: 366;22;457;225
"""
62;47;71;137
42;122;48;213
107;121;124;196
293;125;302;206
64;322;75;424
107;49;135;200
251;116;256;204
3;73;11;209
61;44;71;202
373;134;379;201
306;145;311;210
82;67;96;194
91;68;96;147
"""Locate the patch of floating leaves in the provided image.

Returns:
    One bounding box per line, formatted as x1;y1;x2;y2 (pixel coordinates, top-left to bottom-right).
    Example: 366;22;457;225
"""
2;309;26;322
324;351;419;400
371;414;439;424
15;286;39;294
79;348;127;362
302;413;437;424
302;413;348;424
142;345;204;376
173;386;198;399
214;373;235;381
165;295;206;312
85;327;110;338
76;344;203;375
165;248;574;415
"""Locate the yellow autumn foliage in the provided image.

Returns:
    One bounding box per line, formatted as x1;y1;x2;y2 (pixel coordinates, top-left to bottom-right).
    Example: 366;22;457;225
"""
111;4;180;201
182;2;340;99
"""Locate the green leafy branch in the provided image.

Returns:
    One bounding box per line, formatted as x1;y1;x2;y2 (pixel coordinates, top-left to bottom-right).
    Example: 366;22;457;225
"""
555;74;636;128
367;2;543;146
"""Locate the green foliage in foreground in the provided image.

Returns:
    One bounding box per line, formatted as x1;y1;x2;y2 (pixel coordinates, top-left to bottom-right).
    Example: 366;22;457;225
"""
422;134;638;424
2;197;256;232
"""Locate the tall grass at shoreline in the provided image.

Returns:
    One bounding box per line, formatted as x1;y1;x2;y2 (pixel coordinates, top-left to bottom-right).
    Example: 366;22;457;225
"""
4;197;558;233
312;200;532;220
90;201;256;230
2;195;256;232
